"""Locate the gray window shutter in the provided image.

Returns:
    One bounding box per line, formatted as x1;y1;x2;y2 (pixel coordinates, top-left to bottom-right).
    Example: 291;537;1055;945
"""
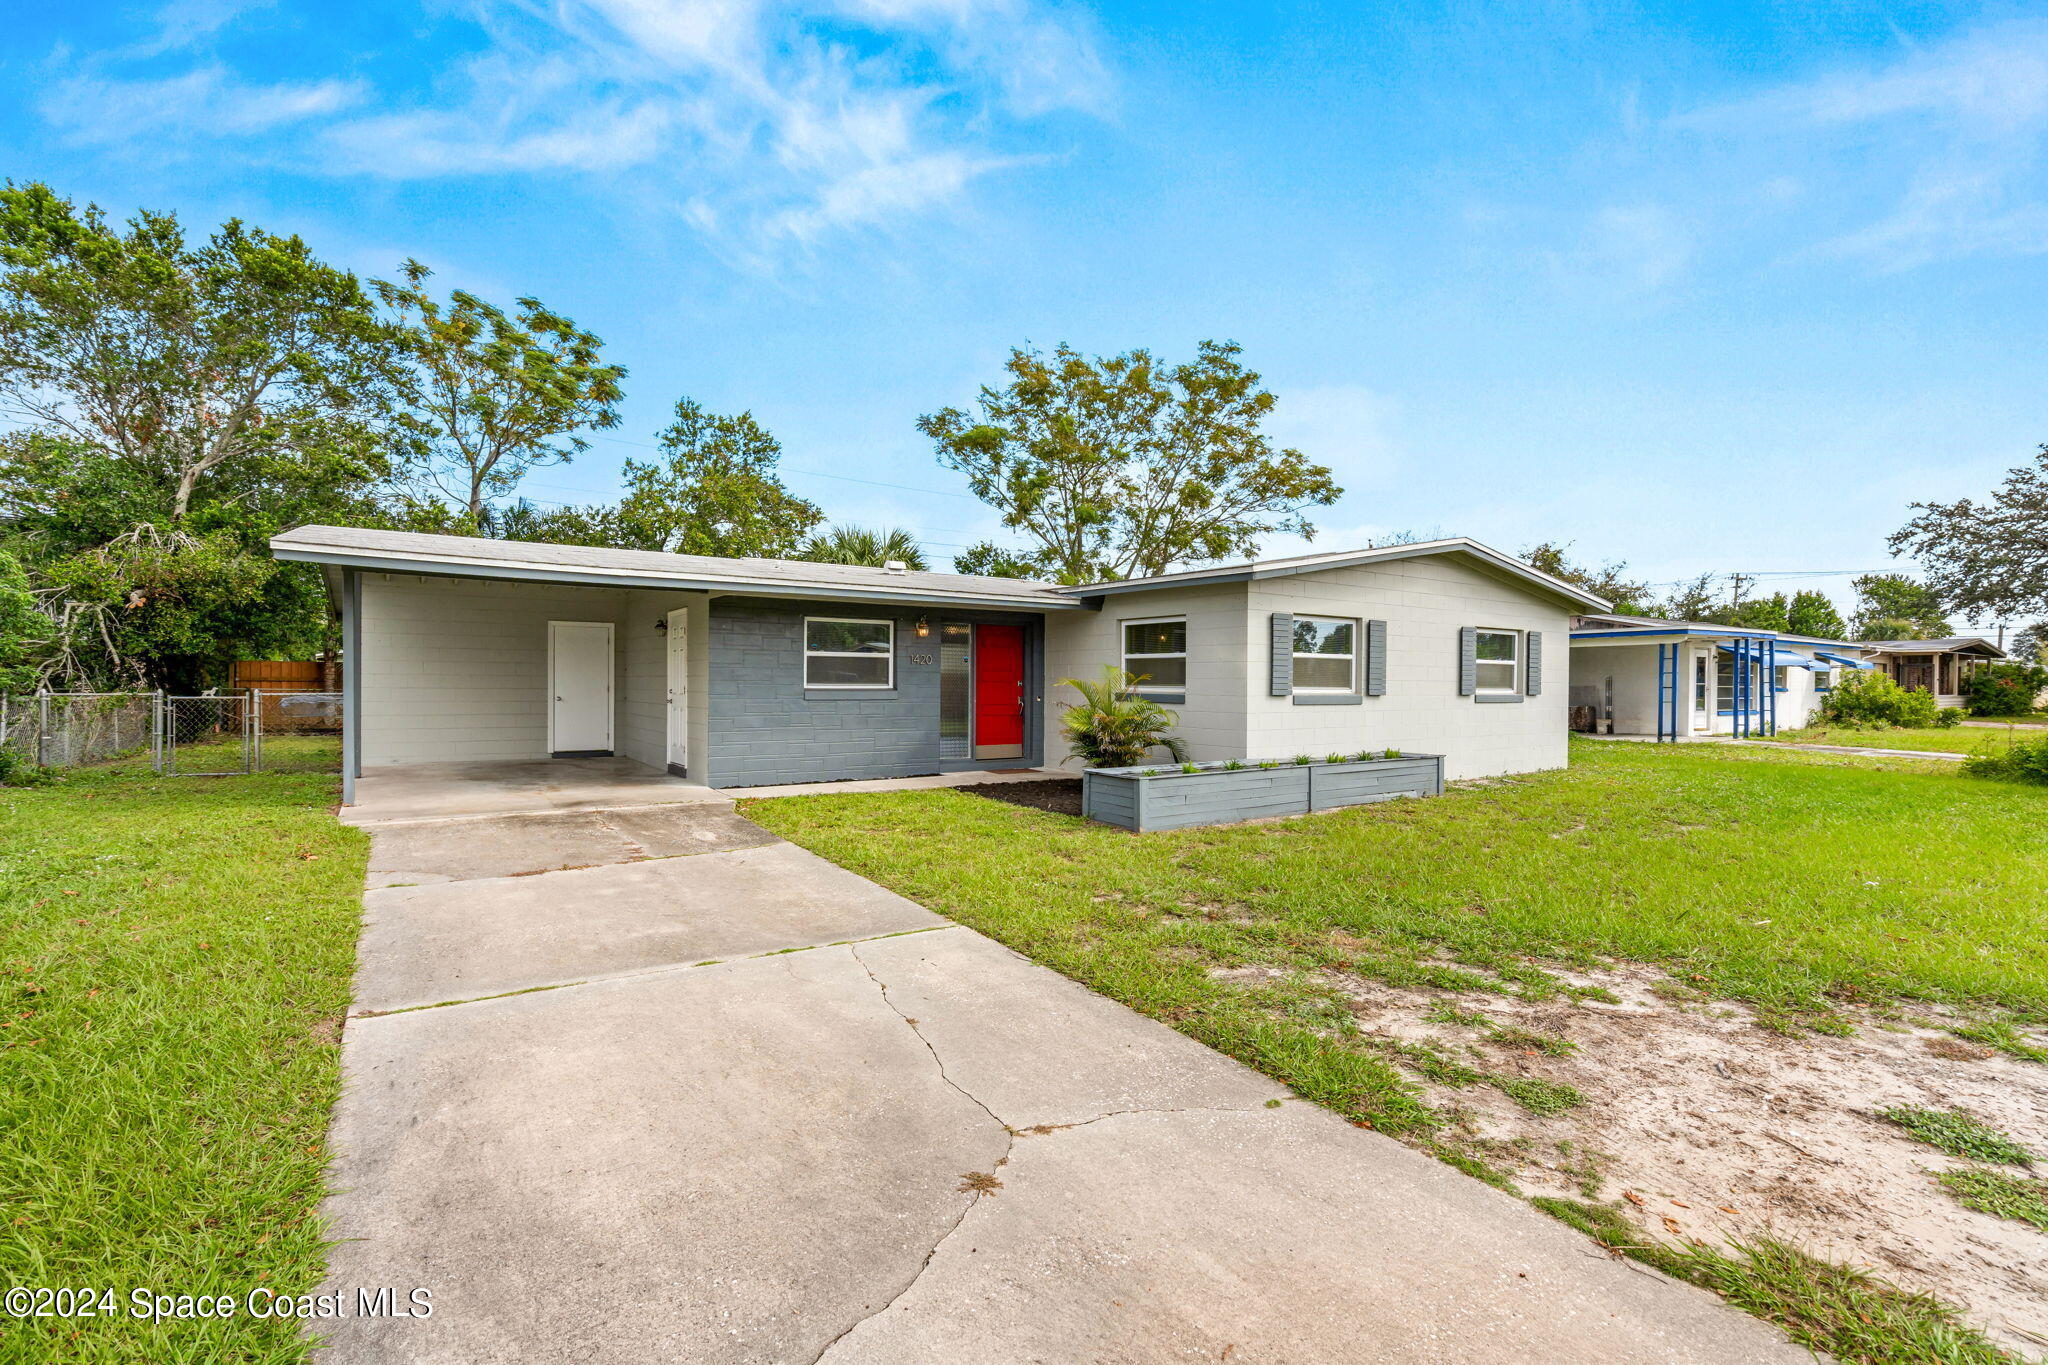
1458;626;1477;696
1270;613;1294;696
1365;619;1387;696
1525;630;1544;696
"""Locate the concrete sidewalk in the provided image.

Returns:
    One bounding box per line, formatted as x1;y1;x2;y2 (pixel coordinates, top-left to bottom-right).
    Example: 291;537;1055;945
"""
317;785;1813;1364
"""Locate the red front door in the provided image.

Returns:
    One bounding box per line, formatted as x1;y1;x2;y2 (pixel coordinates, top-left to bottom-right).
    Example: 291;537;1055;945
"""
973;625;1026;760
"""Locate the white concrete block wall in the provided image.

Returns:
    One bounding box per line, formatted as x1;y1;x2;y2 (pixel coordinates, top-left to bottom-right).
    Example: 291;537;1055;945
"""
1249;557;1573;780
1041;583;1251;768
1569;641;1664;735
357;573;628;766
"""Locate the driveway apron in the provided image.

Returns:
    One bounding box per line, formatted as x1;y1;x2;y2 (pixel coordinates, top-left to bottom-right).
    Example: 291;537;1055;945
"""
317;792;1813;1364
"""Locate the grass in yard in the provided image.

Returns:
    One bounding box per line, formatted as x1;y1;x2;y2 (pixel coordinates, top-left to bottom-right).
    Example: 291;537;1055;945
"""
1770;723;2027;755
745;738;2048;1364
0;740;365;1364
1533;1198;2022;1365
1936;1169;2048;1231
1880;1107;2035;1165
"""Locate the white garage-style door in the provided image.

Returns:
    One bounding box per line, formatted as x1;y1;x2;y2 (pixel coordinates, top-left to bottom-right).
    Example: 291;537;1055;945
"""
548;620;614;756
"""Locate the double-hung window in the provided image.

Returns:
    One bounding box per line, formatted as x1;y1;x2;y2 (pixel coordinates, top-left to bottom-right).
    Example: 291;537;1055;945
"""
1292;617;1357;692
804;617;894;689
1122;618;1186;695
1474;629;1519;693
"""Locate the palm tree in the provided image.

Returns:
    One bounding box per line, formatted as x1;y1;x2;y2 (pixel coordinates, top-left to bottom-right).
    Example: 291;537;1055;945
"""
796;524;928;570
1057;666;1189;769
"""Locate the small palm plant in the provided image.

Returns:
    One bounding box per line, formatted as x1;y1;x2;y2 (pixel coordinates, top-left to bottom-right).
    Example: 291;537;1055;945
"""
1058;666;1189;770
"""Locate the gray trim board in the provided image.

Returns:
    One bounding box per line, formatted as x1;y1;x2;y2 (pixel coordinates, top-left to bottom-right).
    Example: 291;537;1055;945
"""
1293;693;1363;706
1475;693;1525;704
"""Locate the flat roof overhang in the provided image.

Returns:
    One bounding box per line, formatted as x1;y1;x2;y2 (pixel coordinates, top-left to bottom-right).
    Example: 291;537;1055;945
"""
275;543;1088;614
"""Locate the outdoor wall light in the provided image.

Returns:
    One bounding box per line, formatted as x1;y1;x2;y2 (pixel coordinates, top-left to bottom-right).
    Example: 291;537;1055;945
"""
654;618;668;635
915;616;930;638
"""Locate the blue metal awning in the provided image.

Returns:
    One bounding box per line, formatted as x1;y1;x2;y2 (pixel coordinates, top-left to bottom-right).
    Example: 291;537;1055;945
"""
1718;643;1820;669
1813;650;1875;669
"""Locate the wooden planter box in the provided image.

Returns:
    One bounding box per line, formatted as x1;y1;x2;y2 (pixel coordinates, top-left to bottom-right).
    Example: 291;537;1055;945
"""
1083;754;1444;832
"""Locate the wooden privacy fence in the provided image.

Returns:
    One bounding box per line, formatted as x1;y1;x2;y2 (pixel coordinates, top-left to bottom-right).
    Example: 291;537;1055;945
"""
229;660;340;692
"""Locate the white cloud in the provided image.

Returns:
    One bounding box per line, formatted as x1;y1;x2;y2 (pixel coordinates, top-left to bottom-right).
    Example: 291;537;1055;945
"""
1676;19;2048;270
43;65;365;144
43;0;1113;258
1265;385;1402;487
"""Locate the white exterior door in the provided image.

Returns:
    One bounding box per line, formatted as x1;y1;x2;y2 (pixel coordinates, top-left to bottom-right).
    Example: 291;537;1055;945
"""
665;608;688;773
1692;649;1711;732
548;621;613;755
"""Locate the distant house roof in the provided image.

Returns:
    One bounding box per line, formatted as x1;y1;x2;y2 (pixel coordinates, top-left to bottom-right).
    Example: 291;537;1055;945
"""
269;525;1081;611
1571;613;1868;650
1857;637;2007;657
272;526;1613;614
1052;537;1612;611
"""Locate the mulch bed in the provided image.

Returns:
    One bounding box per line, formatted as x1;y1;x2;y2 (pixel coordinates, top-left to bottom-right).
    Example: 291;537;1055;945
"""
964;778;1084;817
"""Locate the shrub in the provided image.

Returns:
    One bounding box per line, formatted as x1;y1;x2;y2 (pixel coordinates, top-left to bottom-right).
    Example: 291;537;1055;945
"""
1817;671;1939;728
0;750;55;787
1057;666;1189;769
1934;707;1965;728
1961;662;2048;717
1960;734;2048;786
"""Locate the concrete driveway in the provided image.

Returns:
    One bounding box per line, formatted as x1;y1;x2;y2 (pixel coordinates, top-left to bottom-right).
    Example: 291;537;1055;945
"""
319;771;1811;1364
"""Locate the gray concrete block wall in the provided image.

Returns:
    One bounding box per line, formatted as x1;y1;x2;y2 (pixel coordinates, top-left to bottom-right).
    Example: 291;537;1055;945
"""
703;598;972;788
357;573;628;766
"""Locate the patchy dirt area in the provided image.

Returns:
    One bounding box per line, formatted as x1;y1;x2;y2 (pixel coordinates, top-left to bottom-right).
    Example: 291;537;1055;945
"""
1328;962;2048;1356
965;778;1084;817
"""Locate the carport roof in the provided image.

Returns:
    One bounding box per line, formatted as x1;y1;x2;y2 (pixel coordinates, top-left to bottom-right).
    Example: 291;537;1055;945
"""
271;525;1084;611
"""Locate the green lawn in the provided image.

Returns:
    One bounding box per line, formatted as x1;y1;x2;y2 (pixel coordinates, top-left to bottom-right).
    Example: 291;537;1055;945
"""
1770;723;2037;755
0;741;366;1364
747;738;2048;1363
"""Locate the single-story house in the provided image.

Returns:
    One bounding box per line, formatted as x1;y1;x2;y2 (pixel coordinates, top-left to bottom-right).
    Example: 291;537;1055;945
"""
1567;613;1877;739
1857;637;2007;706
269;526;1611;804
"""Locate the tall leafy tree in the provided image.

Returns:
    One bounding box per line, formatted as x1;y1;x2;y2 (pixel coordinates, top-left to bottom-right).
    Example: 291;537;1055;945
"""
1786;590;1848;639
1727;592;1789;631
0;182;391;521
952;542;1045;578
919;340;1341;582
607;398;823;557
797;525;927;570
1891;446;2048;620
376;260;626;522
0;549;43;692
1520;541;1653;612
2012;621;2048;664
1851;573;1953;641
1660;573;1719;623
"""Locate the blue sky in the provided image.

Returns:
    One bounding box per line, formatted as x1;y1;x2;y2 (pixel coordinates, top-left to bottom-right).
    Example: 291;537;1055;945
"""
7;1;2047;623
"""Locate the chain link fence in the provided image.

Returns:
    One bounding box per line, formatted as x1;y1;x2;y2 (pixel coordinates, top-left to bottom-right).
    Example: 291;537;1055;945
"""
0;691;342;776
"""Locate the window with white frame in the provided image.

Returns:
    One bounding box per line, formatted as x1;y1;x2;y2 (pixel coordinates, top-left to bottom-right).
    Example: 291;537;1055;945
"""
1474;629;1519;693
1292;617;1357;692
1815;666;1834;691
1774;665;1791;691
804;617;894;688
1122;617;1187;693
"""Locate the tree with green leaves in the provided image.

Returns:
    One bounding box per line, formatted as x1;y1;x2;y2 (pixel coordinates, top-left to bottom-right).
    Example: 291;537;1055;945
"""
797;525;927;570
1851;573;1953;641
1660;573;1719;623
606;398;823;558
0;182;393;522
1727;592;1789;632
1520;541;1653;613
376;260;625;522
1891;446;2048;620
0;549;43;692
2013;621;2048;665
1786;590;1848;640
952;542;1045;578
919;340;1340;583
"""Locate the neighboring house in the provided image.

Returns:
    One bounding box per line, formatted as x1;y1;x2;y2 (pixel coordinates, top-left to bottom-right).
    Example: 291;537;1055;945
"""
1567;613;1876;739
269;526;1609;804
1857;638;2008;706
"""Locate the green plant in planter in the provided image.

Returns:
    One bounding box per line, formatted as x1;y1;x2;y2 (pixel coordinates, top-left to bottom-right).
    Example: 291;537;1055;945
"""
1058;665;1190;769
1223;759;1246;770
1180;761;1201;773
1292;754;1315;765
1325;752;1348;764
1350;749;1375;762
1257;760;1279;769
1384;747;1400;759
